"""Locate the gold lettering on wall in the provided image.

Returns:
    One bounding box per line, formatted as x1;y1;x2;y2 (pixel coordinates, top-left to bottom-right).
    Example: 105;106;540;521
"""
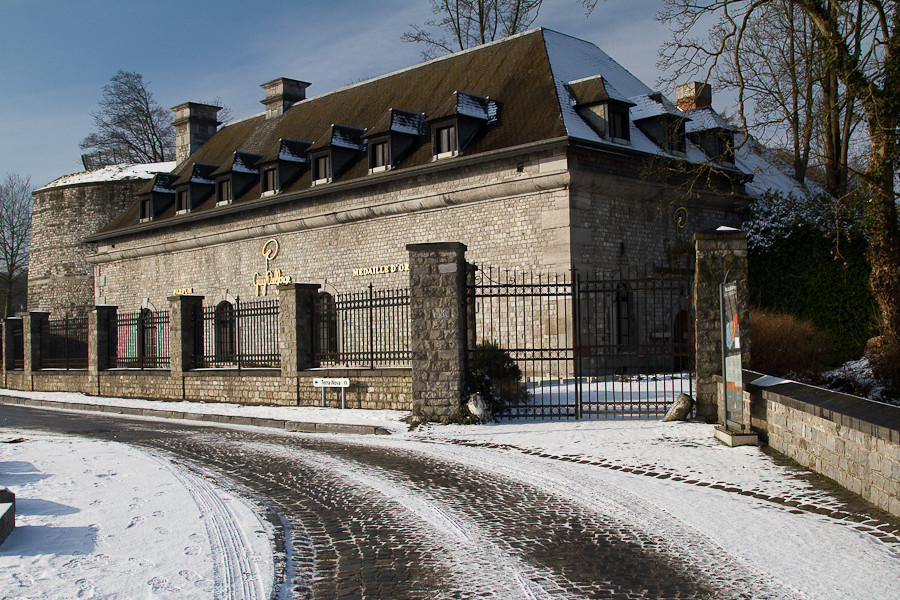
352;263;410;277
172;287;194;296
253;238;293;296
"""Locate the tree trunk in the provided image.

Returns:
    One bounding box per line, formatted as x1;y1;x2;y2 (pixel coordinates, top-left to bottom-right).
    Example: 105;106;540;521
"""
864;117;900;345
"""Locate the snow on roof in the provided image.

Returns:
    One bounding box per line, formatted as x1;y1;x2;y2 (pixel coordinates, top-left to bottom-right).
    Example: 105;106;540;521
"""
39;162;176;191
629;93;685;121
278;139;310;162
733;135;822;199
389;109;425;136
332;125;366;150
231;152;260;174
456;91;498;122
543;30;666;156
684;106;737;133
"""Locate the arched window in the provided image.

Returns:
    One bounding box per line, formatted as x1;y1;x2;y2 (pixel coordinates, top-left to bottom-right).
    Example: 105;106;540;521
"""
214;301;236;362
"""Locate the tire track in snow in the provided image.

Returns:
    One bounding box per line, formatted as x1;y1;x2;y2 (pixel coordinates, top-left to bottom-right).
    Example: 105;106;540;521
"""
396;438;815;599
163;457;268;600
244;440;574;599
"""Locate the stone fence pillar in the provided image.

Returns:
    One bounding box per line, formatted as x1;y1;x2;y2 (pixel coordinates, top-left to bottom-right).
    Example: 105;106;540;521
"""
277;283;321;376
89;306;118;376
407;242;468;423
693;229;751;423
169;294;204;372
25;312;49;372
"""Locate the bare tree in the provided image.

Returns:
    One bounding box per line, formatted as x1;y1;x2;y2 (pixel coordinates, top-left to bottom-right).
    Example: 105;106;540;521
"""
640;0;900;375
0;174;32;317
403;0;545;58
80;70;174;164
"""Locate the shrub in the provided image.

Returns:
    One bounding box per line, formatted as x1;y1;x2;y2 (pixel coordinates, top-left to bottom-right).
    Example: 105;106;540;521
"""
748;226;877;363
465;343;527;416
749;309;831;383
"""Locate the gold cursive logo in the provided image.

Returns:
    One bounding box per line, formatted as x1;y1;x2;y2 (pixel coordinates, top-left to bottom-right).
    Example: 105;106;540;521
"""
253;239;292;296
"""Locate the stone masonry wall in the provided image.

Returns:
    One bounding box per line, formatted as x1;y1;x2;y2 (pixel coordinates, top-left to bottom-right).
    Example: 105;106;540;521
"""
91;150;572;312
29;180;148;317
744;374;900;519
2;368;412;411
693;230;750;422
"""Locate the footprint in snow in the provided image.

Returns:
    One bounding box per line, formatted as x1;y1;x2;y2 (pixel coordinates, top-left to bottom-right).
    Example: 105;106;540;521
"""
152;510;164;518
179;570;204;584
74;578;95;598
147;576;180;592
12;572;33;587
183;545;200;556
126;516;143;528
154;526;170;535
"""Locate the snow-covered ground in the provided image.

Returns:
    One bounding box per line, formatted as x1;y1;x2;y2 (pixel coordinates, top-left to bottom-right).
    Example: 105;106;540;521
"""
0;430;273;599
1;388;899;599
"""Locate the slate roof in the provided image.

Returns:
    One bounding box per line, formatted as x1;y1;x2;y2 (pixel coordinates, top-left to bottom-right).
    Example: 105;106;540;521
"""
94;28;775;237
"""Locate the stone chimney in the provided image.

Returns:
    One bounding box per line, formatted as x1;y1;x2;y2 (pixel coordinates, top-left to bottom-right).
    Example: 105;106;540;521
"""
676;81;712;111
260;78;310;119
171;102;221;164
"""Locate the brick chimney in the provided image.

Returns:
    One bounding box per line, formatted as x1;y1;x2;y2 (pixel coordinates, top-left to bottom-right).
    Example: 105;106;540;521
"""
676;81;712;111
171;102;221;164
260;78;310;119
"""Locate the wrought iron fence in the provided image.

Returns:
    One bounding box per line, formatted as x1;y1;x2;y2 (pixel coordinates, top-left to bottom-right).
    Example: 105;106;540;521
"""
199;297;280;368
313;284;410;368
113;310;170;369
469;264;694;420
8;319;23;370
469;267;575;418
575;269;694;419
40;315;89;370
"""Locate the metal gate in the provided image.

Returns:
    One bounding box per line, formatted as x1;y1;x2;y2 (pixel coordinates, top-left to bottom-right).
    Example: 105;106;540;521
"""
468;265;694;419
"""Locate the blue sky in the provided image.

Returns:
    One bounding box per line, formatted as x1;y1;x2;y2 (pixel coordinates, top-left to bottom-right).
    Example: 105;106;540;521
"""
1;0;679;188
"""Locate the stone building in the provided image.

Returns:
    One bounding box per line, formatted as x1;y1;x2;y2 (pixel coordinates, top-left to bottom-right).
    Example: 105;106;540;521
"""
29;29;818;340
30;28;793;318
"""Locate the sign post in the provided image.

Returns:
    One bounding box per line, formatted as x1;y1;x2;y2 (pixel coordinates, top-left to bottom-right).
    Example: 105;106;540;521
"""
313;377;350;409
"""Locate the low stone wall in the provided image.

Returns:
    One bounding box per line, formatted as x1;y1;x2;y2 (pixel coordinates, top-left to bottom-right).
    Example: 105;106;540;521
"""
0;368;412;411
743;371;900;518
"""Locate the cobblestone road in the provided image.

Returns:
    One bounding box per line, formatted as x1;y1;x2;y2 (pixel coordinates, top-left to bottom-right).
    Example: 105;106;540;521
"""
0;405;882;599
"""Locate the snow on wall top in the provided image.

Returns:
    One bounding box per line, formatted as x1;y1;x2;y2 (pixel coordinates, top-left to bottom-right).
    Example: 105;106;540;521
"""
39;162;176;191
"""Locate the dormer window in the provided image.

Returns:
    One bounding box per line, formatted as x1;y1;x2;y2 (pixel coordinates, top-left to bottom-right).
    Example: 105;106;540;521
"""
364;109;426;174
261;168;278;195
216;179;232;206
307;125;365;185
176;190;190;214
632;93;688;157
609;106;630;143
313;153;331;184
567;76;635;145
370;140;390;172
434;124;458;158
140;197;153;222
137;172;178;225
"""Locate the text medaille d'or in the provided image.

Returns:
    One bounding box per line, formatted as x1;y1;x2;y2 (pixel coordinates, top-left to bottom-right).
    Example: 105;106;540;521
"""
352;263;410;277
